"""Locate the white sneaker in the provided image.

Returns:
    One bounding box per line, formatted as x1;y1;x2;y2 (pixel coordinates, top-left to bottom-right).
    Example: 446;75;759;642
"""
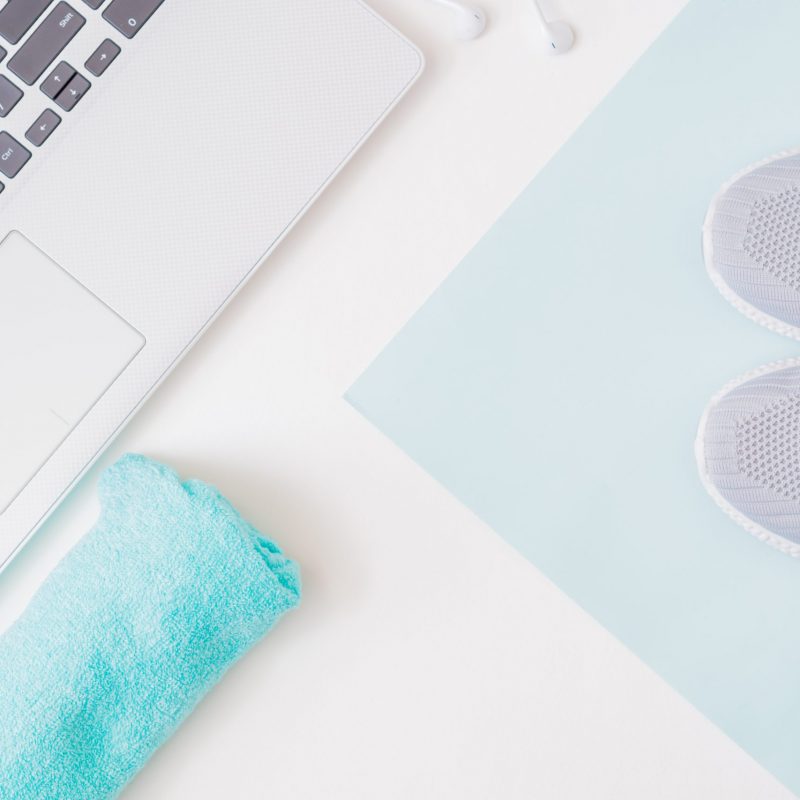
696;359;800;556
704;150;800;339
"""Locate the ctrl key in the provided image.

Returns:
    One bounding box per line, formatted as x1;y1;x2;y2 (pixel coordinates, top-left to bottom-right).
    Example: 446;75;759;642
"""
0;132;30;178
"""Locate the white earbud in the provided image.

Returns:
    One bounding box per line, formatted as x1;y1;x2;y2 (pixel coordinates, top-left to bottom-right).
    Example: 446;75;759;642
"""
428;0;487;40
531;0;574;55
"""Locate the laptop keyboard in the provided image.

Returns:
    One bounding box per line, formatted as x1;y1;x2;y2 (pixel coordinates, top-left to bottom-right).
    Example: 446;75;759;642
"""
0;0;165;190
9;3;86;86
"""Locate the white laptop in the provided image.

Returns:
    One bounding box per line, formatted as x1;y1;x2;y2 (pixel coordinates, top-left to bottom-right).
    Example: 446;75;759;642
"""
0;0;423;568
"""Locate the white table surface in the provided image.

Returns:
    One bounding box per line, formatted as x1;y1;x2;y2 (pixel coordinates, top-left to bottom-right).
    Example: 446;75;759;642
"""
0;1;795;797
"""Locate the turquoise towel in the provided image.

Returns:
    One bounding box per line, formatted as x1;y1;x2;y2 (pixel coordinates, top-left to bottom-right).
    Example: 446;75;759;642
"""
0;454;301;799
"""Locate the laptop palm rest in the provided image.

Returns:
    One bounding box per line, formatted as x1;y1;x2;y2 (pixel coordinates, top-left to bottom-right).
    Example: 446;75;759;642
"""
0;231;144;514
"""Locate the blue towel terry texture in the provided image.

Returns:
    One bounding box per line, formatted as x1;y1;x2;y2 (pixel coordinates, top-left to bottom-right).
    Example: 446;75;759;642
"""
0;454;301;800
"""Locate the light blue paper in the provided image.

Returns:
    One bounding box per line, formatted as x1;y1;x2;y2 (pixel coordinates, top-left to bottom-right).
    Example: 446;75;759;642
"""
348;0;800;792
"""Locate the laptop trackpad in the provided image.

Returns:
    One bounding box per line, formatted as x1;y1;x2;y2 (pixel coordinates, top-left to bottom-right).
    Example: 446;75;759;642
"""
0;231;144;514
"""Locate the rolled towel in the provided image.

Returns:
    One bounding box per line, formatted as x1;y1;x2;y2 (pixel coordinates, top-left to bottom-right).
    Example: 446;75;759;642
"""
0;454;301;800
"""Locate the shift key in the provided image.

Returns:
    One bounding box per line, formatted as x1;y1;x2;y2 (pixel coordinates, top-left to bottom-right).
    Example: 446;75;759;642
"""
8;3;85;86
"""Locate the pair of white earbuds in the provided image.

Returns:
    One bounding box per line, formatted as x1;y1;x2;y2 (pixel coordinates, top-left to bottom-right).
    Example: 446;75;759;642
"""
428;0;575;54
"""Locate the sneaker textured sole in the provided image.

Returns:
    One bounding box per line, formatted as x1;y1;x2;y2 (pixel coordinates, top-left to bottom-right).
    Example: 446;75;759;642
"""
696;358;800;558
703;148;800;341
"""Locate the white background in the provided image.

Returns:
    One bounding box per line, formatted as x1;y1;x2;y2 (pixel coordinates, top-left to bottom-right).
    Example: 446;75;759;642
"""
0;1;795;797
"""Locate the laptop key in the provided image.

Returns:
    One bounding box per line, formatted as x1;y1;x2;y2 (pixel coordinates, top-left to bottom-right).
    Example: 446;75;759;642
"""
103;0;165;39
0;48;7;64
0;132;31;178
0;77;23;118
82;0;106;8
26;110;61;147
85;39;121;77
55;74;91;112
8;3;86;87
41;62;77;100
0;0;52;46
